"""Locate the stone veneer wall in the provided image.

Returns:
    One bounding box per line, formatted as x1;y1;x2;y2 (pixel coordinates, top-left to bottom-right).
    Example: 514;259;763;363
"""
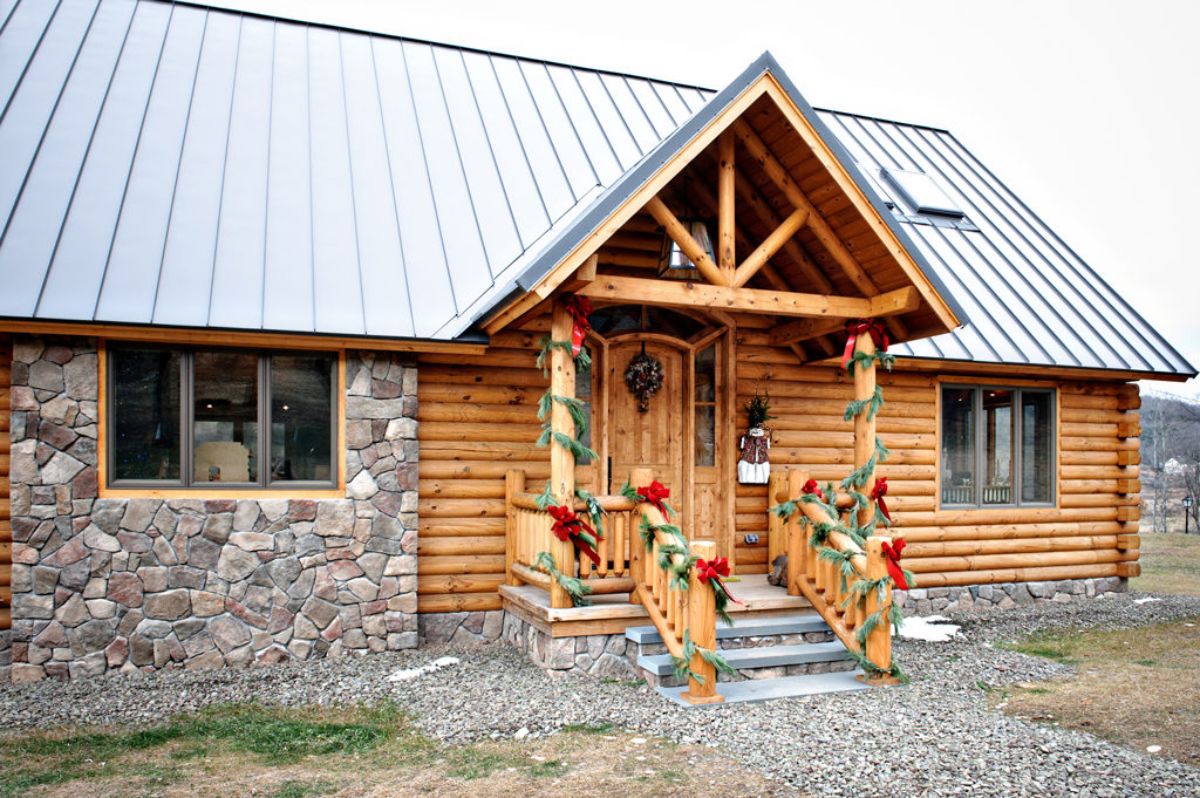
5;339;418;682
895;576;1127;615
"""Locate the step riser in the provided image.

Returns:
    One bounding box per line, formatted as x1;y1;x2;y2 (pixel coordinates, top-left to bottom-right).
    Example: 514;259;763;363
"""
643;658;856;688
633;630;835;659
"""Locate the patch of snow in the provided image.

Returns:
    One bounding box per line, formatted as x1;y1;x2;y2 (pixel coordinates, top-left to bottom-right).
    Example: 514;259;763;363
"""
1132;597;1163;606
898;614;961;642
386;656;461;682
514;727;529;740
1147;745;1163;754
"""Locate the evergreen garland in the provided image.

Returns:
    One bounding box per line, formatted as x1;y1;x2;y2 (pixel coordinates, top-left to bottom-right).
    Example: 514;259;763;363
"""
670;630;737;686
534;551;592;607
575;487;606;538
845;348;896;375
536;336;592;376
843;385;885;422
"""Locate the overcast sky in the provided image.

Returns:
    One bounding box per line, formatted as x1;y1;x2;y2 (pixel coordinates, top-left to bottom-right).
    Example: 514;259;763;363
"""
209;0;1199;398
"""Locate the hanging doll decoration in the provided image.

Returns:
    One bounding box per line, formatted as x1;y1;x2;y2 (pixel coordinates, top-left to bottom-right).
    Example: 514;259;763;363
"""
737;390;773;484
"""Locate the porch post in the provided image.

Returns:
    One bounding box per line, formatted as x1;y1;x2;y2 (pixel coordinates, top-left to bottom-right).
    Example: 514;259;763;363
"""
548;298;577;608
853;331;878;528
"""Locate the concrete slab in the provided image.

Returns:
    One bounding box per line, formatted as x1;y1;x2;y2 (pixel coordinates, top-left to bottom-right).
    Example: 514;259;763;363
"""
658;670;872;705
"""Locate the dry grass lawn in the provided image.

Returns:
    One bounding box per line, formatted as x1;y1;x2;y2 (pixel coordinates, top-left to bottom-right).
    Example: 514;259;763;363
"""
1133;532;1200;594
0;704;803;798
996;530;1200;766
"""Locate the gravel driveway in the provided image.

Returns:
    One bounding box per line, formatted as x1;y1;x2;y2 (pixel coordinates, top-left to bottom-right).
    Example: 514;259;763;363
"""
2;592;1198;798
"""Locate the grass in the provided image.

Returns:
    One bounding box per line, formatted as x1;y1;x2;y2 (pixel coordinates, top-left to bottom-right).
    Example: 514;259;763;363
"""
1133;532;1200;594
0;703;802;797
995;619;1200;765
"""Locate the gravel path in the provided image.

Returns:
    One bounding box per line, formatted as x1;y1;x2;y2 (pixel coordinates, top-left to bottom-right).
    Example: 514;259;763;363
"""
2;591;1199;798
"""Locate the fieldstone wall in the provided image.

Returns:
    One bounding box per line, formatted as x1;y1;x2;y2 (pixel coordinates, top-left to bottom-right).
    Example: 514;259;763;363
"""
895;576;1128;615
5;340;418;682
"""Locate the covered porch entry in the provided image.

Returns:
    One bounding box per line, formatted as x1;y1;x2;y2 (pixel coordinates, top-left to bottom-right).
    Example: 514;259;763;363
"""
483;65;962;701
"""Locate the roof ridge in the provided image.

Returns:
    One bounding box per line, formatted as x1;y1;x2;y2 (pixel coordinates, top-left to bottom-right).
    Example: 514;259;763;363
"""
150;0;716;94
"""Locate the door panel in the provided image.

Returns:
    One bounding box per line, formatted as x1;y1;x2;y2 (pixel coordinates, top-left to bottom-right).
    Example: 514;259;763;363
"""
608;341;685;524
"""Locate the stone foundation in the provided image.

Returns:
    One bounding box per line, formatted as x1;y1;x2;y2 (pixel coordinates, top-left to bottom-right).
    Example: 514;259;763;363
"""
495;613;639;679
5;341;419;682
895;576;1128;615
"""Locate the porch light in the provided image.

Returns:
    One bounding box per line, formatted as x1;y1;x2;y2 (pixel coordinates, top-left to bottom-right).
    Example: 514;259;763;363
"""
658;218;715;281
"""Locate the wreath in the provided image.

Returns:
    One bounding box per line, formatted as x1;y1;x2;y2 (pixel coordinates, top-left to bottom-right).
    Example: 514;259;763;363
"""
624;350;664;412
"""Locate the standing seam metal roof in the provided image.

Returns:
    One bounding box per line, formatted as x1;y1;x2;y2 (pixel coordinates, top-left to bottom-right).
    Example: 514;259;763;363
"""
0;0;1193;378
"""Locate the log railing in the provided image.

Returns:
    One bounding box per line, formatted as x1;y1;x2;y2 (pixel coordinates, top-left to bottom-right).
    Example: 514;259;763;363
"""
769;468;894;680
504;466;724;704
505;470;637;602
627;466;723;705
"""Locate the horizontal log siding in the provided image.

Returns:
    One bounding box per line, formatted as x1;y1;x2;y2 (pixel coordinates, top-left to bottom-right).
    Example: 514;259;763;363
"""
735;333;1140;584
1;335;10;629
416;327;597;613
417;323;1140;612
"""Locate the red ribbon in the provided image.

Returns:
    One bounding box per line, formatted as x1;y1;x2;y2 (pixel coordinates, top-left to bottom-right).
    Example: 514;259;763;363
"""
871;477;891;523
637;480;671;518
696;556;741;605
841;318;889;369
548;504;601;565
564;295;593;357
802;478;825;502
882;538;908;590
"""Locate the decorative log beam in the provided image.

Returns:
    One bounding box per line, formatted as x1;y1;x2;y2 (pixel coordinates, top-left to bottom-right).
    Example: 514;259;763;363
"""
578;275;918;320
644;196;728;286
732;206;808;288
675;173;834;358
768;317;847;347
731;119;910;339
558;253;598;292
732;172;834;293
717;132;736;273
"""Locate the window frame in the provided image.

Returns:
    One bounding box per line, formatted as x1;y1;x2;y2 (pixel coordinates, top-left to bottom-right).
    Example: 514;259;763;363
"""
104;344;341;492
939;383;1056;510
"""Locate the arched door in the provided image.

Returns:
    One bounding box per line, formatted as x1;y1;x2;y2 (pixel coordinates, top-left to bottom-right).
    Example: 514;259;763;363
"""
607;339;686;521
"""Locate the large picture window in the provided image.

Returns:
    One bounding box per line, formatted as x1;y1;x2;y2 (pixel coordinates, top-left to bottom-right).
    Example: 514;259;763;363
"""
108;347;337;488
940;385;1054;507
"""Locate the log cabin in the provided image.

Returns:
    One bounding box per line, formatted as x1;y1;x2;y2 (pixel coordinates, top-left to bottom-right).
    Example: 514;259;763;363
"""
0;0;1193;700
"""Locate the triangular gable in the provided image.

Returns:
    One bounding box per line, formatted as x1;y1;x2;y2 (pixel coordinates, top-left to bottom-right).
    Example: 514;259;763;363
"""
478;52;967;343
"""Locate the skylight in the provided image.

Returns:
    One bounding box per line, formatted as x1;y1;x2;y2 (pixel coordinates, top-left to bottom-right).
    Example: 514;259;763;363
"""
881;167;965;218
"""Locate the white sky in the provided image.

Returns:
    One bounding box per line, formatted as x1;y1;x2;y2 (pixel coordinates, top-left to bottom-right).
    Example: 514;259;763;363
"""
210;0;1199;398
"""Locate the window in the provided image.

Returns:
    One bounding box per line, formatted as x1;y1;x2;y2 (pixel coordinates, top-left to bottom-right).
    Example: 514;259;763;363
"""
694;344;717;466
940;385;1054;507
108;347;337;488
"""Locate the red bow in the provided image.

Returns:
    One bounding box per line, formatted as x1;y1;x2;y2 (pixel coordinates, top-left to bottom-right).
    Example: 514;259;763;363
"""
882;538;908;590
637;480;671;518
564;295;593;357
696;556;741;605
548;504;601;565
842;318;889;369
871;477;891;523
802;479;825;502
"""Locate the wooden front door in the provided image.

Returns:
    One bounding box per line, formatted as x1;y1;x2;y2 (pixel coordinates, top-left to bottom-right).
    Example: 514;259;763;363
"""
608;340;686;526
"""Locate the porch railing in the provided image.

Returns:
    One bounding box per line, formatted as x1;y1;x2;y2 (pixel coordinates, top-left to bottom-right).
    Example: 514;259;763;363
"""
769;468;894;680
504;466;724;704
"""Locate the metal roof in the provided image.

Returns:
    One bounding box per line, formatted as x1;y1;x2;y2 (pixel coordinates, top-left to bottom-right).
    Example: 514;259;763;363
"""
0;0;1193;378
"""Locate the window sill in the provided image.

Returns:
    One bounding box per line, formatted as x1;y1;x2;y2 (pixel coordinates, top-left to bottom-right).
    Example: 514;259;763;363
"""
100;486;346;500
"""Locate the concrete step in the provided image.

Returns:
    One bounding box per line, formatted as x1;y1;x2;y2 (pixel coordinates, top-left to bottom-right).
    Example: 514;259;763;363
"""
625;612;829;646
637;640;850;677
657;669;871;706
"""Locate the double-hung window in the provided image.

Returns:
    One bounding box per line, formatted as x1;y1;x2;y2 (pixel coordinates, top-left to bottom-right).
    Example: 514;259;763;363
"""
940;385;1054;507
107;347;337;489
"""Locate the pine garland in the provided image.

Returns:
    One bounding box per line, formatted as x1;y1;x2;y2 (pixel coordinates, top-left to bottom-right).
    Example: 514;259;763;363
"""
845;348;896;375
843;385;885;422
534;551;592;607
536;336;592;376
817;546;858;592
575;487;606;538
670;630;737;686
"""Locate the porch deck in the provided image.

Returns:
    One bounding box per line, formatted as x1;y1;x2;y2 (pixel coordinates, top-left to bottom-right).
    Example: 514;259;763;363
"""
500;574;811;638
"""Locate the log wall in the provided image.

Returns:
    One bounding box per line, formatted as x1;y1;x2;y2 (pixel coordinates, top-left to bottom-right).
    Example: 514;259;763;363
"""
734;329;1141;584
417;326;1141;612
416;326;596;614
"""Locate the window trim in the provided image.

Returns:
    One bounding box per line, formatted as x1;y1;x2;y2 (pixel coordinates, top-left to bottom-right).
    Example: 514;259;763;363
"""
98;341;345;498
938;382;1057;510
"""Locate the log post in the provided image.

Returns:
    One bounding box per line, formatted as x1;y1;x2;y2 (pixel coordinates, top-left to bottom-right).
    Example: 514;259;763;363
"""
505;470;525;586
629;466;653;604
786;468;804;596
864;536;894;681
717;131;735;276
767;470;786;571
853;330;878;529
682;538;724;705
548;299;578;608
